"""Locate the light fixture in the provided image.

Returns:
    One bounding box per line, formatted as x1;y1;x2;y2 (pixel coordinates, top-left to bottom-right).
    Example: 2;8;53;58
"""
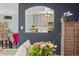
48;14;50;17
45;14;50;17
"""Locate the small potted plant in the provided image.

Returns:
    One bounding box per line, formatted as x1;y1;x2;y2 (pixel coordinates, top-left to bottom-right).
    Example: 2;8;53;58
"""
27;41;57;56
61;16;67;23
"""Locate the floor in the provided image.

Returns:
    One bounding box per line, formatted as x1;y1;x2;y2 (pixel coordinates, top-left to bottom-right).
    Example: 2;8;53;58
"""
0;49;17;56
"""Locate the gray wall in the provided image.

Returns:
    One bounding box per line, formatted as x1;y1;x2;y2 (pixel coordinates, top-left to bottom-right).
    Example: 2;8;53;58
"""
19;3;61;55
19;3;79;55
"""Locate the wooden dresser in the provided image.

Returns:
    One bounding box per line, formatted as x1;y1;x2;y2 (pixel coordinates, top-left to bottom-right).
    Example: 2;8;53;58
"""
61;21;79;56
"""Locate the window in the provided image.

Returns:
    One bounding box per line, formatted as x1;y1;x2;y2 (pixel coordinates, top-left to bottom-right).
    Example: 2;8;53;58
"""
25;6;54;33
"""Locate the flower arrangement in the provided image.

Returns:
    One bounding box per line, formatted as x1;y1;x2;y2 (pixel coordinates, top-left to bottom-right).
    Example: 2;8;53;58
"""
27;41;57;56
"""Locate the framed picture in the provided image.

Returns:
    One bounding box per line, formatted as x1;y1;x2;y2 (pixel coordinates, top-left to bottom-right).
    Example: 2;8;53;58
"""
4;16;12;19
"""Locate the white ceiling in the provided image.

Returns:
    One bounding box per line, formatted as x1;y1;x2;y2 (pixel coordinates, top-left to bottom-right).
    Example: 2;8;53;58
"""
0;3;18;15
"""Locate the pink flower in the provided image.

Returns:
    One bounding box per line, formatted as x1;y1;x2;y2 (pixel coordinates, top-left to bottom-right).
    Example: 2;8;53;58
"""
13;33;19;45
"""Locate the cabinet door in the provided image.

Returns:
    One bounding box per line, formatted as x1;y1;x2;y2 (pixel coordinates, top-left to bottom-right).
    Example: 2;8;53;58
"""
74;23;78;55
64;22;75;56
76;23;79;55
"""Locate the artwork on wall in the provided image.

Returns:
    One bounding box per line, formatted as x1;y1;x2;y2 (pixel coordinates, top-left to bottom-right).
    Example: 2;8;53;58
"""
4;16;12;19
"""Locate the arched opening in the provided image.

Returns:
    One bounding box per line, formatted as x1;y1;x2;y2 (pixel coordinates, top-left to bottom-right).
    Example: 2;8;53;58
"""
25;6;54;33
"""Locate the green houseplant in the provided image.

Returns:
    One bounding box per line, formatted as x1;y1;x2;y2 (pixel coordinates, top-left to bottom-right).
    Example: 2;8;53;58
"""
27;41;57;56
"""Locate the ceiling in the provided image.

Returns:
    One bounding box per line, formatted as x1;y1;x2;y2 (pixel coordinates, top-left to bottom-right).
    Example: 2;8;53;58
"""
0;3;18;15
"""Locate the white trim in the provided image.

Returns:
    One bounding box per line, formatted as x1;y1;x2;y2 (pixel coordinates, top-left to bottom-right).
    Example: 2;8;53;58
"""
61;22;65;56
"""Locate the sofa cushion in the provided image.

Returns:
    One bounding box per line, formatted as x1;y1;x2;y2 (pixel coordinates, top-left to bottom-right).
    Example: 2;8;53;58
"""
14;40;30;56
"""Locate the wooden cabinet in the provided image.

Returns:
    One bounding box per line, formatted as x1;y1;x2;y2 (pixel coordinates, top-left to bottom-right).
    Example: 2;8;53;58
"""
61;21;79;56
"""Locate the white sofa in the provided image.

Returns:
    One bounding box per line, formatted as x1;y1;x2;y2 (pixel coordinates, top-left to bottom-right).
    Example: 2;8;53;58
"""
14;40;30;56
0;49;17;56
0;40;30;56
